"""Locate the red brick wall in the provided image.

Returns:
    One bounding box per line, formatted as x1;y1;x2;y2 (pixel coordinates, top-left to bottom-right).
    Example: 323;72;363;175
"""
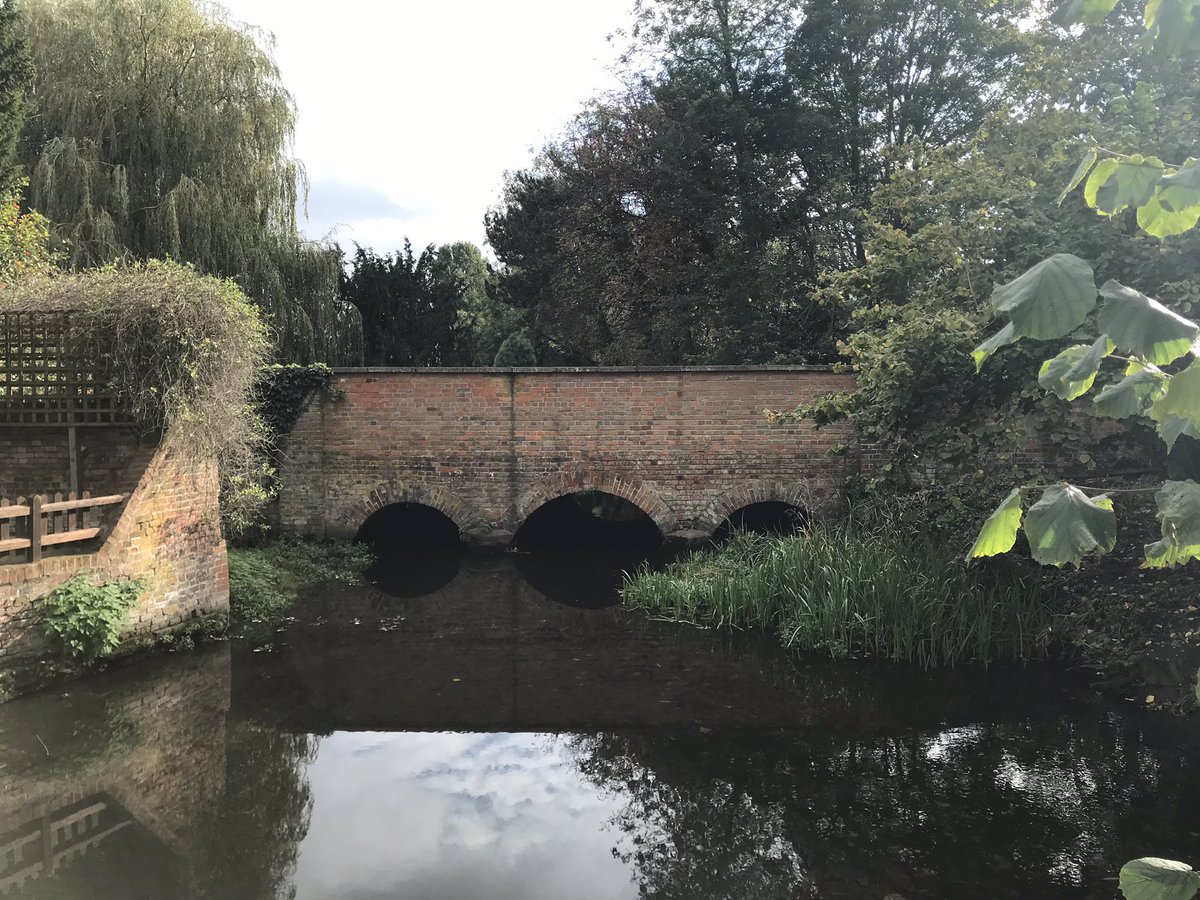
278;367;857;543
0;427;156;500
0;431;229;697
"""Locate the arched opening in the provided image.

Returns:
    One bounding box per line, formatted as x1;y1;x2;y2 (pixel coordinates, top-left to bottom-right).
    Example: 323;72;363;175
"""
355;502;462;598
514;491;663;609
714;501;807;542
515;491;661;552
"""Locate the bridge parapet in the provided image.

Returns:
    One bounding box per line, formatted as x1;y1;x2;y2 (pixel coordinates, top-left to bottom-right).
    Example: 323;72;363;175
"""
278;367;857;545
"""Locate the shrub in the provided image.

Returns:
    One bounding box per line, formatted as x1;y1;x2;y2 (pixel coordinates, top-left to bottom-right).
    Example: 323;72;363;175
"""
40;573;143;663
0;183;56;285
622;527;1053;668
227;549;294;624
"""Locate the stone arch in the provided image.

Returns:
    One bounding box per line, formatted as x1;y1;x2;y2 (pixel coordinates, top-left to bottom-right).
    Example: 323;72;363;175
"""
513;471;675;535
341;479;472;537
698;479;837;533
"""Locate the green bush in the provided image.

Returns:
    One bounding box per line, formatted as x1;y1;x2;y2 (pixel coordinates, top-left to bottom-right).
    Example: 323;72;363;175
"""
493;330;537;366
622;527;1052;668
228;539;373;624
227;550;293;624
40;574;144;664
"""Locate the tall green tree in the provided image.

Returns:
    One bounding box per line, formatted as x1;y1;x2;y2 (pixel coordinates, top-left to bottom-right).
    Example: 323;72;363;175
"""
16;0;361;363
790;0;1030;261
341;242;464;367
0;0;32;189
486;0;1031;365
961;1;1200;571
429;240;523;365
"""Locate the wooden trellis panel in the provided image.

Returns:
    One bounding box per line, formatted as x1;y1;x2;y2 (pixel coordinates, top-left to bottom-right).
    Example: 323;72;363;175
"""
0;312;122;425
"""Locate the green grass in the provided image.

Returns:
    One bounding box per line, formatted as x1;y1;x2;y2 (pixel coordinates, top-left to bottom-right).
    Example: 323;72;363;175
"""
621;526;1053;668
227;539;373;624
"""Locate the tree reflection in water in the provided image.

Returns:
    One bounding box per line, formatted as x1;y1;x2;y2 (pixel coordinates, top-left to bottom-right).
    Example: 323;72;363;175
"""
8;556;1200;900
197;726;318;900
567;712;1199;900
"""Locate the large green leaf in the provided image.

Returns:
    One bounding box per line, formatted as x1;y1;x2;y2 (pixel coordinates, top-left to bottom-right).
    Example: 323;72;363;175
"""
1144;0;1200;58
1151;360;1200;450
1119;857;1200;900
1058;149;1099;205
968;488;1024;560
1093;366;1169;419
1139;190;1200;238
1024;484;1117;567
1099;281;1200;364
990;254;1098;340
1144;480;1200;568
1039;338;1111;400
1158;415;1200;453
1095;156;1165;215
972;321;1016;372
1158;158;1200;212
1085;158;1120;208
1051;0;1119;24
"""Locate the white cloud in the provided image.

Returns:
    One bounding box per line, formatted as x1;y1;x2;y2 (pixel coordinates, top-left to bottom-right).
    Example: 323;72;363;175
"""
220;0;632;253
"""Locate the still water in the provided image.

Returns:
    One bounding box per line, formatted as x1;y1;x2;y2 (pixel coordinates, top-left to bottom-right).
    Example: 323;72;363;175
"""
2;549;1200;899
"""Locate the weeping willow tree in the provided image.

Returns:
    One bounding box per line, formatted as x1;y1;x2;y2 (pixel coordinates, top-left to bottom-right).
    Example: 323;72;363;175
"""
16;0;362;363
0;0;32;189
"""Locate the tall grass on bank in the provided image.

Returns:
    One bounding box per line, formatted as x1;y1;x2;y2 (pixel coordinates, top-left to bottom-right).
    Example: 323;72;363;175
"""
621;527;1053;668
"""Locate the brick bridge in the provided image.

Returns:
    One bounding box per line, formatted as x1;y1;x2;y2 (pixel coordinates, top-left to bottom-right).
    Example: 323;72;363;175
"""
277;367;856;546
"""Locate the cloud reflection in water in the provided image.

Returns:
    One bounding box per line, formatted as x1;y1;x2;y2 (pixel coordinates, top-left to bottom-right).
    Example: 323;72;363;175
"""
293;731;637;900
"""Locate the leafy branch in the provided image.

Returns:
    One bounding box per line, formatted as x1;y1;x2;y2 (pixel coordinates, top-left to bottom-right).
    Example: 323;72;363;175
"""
970;252;1200;568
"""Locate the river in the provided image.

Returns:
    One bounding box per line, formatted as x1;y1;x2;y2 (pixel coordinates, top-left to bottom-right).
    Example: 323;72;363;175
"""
1;548;1199;899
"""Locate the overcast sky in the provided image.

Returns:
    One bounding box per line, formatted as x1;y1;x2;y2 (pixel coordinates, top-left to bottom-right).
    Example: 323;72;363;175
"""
220;0;632;256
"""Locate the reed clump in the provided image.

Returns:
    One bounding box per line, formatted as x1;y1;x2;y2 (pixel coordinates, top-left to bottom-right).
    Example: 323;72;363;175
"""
621;526;1053;668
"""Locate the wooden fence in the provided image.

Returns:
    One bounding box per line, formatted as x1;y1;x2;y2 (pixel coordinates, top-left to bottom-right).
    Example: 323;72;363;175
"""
0;492;126;565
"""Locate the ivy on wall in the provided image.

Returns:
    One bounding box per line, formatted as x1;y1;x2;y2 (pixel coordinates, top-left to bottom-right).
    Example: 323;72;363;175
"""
257;363;342;439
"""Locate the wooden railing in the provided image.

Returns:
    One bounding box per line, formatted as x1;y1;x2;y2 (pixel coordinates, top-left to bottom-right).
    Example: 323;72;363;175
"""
0;492;126;564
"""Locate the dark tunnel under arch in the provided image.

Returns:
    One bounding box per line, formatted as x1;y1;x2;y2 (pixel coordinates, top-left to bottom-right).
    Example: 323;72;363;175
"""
713;500;808;541
513;490;664;609
355;502;463;598
513;490;663;552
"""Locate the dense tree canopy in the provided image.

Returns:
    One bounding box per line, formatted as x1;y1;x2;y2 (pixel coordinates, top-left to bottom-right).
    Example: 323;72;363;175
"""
341;243;461;368
0;0;31;190
0;2;50;285
486;0;1030;366
801;9;1200;543
340;240;526;367
432;241;524;366
16;0;361;363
